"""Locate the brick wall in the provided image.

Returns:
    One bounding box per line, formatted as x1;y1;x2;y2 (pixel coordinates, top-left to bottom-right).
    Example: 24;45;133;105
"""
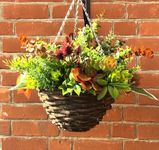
1;0;159;150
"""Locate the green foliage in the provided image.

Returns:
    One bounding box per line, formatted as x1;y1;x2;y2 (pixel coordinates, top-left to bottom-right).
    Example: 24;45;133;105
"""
5;20;157;101
131;86;158;100
101;32;125;55
6;56;65;90
97;87;107;100
108;86;119;99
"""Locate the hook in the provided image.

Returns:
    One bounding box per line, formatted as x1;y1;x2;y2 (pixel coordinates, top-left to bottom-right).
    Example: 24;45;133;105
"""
82;0;90;26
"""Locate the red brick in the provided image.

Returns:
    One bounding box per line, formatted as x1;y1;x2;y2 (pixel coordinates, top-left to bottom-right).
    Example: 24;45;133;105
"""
143;0;158;2
0;88;10;103
49;139;72;150
98;22;112;36
64;21;112;36
3;4;48;19
64;21;84;35
127;56;137;69
103;107;122;121
12;121;59;136
112;123;136;138
138;125;159;140
140;56;159;70
138;89;159;105
74;140;122;150
115;92;136;104
0;22;13;35
13;90;40;103
92;0;113;1
1;0;14;1
114;22;137;35
0;121;10;135
16;22;61;36
124;141;159;150
1;71;19;86
3;38;23;53
138;72;159;88
52;4;83;18
0;55;13;69
2;138;47;150
127;38;159;52
91;4;125;19
123;107;159;122
17;0;62;1
1;104;47;119
117;0;139;1
128;4;159;19
140;22;159;36
62;123;109;138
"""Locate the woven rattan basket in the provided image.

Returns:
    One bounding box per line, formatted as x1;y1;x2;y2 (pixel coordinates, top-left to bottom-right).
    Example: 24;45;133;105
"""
38;90;114;132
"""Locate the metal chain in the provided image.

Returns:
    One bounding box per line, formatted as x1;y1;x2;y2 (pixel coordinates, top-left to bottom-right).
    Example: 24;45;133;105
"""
79;0;103;53
53;0;75;45
74;0;80;34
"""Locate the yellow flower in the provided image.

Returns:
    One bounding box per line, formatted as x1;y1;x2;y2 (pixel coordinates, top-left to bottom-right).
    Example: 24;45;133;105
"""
100;56;117;71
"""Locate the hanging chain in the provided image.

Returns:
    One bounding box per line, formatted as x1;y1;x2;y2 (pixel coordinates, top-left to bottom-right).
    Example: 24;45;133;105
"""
79;0;103;53
74;0;80;34
53;0;103;54
53;0;75;45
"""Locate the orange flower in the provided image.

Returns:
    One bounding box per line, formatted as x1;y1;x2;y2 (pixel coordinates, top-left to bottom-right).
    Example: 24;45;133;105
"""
100;56;117;70
16;75;32;99
133;47;154;58
19;34;28;46
17;89;32;99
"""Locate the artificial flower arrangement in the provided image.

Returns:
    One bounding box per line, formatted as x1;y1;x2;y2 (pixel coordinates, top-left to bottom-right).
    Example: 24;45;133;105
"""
5;20;157;131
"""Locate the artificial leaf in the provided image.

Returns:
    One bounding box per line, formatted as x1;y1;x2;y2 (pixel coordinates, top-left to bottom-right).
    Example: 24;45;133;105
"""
96;79;108;86
11;82;26;90
78;72;91;81
69;72;74;81
91;81;102;91
62;88;73;95
17;89;32;99
80;81;92;90
90;89;96;96
108;86;119;99
95;74;106;79
109;83;131;90
24;89;32;99
97;87;107;100
131;86;158;100
72;68;80;82
74;85;81;96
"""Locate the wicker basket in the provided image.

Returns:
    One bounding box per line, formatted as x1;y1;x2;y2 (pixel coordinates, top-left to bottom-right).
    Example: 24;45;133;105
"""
38;90;114;132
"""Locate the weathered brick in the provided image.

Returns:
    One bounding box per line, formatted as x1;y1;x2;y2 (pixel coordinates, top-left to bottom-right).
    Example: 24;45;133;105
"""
49;139;72;150
1;105;47;119
74;140;122;150
3;4;49;19
2;138;47;150
12;121;59;136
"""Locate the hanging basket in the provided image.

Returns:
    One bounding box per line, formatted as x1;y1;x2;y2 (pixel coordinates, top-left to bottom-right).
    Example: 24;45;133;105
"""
38;90;114;132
